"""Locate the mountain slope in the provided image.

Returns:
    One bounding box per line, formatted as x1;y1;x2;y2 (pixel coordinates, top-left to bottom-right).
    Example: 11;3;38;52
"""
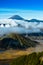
10;52;43;65
0;33;39;50
9;15;24;20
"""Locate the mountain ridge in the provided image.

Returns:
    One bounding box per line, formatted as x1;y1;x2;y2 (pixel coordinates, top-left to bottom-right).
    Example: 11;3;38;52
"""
9;15;43;22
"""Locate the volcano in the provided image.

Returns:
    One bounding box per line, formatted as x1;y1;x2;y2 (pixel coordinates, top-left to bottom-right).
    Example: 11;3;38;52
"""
0;33;39;50
9;15;24;20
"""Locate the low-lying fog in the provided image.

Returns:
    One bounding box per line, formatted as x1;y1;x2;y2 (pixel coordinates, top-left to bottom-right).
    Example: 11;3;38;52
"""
0;19;43;36
0;27;40;36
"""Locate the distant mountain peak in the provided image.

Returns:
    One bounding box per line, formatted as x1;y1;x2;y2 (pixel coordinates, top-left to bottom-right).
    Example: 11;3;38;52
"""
30;19;43;22
9;15;24;20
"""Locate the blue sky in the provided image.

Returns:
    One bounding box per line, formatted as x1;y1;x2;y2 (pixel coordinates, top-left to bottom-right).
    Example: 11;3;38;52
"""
0;0;43;19
0;0;43;10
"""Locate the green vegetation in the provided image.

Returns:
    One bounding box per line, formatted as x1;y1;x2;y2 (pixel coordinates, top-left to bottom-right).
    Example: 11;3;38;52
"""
10;52;43;65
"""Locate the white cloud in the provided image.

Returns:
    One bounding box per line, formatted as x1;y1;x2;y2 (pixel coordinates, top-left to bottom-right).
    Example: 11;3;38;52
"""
0;19;18;27
0;19;43;34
